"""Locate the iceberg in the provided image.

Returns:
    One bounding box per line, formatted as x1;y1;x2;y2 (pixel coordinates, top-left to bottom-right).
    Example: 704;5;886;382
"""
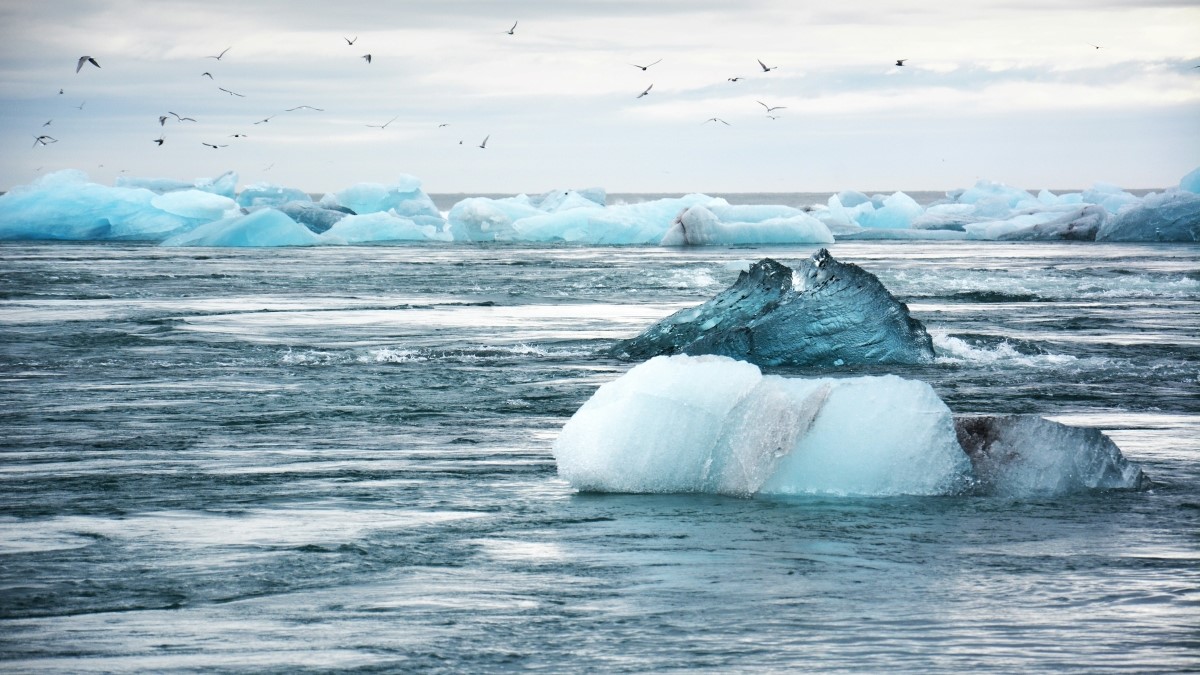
1181;166;1200;194
1095;191;1200;242
115;170;238;199
554;355;1149;498
611;250;934;366
320;175;444;228
447;196;546;242
955;415;1147;494
320;211;452;244
162;208;321;247
554;354;971;497
995;204;1107;241
511;195;712;244
0;170;230;241
659;205;834;246
273;201;354;234
236;183;312;209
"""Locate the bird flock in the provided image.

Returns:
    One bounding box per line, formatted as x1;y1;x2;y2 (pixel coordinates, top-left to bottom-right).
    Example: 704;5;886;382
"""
29;25;1128;170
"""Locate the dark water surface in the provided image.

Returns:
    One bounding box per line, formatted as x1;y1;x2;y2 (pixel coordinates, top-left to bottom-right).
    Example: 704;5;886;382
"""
1;241;1197;673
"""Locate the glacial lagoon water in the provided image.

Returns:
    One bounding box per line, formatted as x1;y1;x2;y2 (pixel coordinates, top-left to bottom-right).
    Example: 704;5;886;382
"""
1;240;1197;672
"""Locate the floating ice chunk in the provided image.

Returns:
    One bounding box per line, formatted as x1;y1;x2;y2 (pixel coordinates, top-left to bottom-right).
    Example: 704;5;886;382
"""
162;208;320;247
236;183;312;208
855;191;924;229
660;205;834;246
320;211;452;244
996;204;1107;241
116;170;238;198
447;197;546;242
964;211;1063;240
1082;182;1140;214
151;190;239;222
612;251;933;366
0;169;205;241
273;201;353;234
322;174;443;226
512;195;712;244
910;203;979;231
1096;191;1200;242
553;354;970;497
1180;166;1200;194
955;415;1147;495
952;180;1039;214
707;203;806;222
834;190;870;208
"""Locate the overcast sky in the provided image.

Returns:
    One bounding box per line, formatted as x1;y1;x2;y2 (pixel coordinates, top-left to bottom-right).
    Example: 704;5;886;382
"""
2;0;1198;194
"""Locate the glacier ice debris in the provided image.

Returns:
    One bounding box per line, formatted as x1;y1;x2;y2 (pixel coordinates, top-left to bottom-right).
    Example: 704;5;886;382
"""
553;354;1148;498
2;165;1197;245
610;250;934;367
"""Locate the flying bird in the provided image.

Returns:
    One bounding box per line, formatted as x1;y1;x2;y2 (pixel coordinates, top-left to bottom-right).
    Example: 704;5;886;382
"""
168;111;196;122
766;115;780;120
1087;43;1103;50
478;135;489;149
757;100;786;112
727;76;743;82
76;56;100;73
58;88;64;94
201;142;228;149
230;133;248;138
284;105;324;111
366;115;398;129
33;135;57;147
42;119;52;127
362;54;372;64
895;59;907;66
636;83;653;98
153;135;165;146
757;59;777;72
75;101;86;110
202;72;213;79
345;36;357;45
207;47;231;60
253;115;276;124
704;118;731;126
631;59;662;71
506;21;518;35
438;123;449;127
218;87;244;97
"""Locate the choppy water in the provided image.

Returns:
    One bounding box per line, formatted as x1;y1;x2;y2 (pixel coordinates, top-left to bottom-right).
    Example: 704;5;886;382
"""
1;241;1197;673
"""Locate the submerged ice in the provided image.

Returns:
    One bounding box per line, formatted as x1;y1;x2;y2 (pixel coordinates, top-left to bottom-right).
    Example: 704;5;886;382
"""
553;355;1148;498
2;165;1197;245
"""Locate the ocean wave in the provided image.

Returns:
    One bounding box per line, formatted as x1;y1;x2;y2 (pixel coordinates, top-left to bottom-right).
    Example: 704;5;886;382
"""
933;334;1079;368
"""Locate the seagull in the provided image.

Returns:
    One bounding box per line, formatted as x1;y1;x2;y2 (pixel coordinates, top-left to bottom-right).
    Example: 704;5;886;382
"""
345;36;357;45
207;47;231;60
636;83;653;98
366;115;398;129
1087;43;1103;50
201;142;228;149
766;115;780;120
362;54;372;64
757;59;777;72
202;72;213;79
58;88;64;94
506;21;517;35
76;56;100;73
253;115;276;124
153;135;165;146
631;59;662;71
727;76;744;82
42;119;52;127
75;101;86;110
284;105;324;111
218;87;245;97
757;100;786;112
168;111;196;122
33;135;57;147
704;118;731;125
229;133;248;138
159;115;169;126
438;123;450;127
478;135;489;148
895;59;907;66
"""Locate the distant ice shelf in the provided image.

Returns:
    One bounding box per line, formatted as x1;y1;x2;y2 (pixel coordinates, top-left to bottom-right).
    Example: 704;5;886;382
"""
1;166;1197;245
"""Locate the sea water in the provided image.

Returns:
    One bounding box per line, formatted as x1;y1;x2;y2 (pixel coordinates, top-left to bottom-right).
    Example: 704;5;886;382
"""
0;240;1197;672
